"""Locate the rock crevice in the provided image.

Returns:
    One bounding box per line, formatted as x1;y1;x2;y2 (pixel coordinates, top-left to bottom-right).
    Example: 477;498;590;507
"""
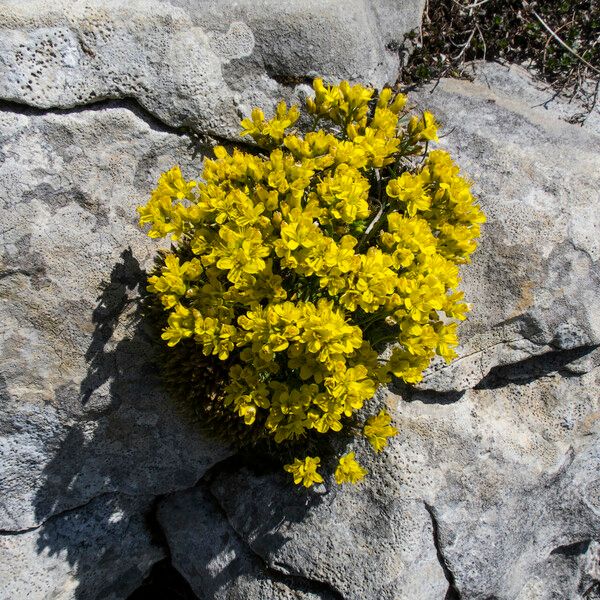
424;502;461;600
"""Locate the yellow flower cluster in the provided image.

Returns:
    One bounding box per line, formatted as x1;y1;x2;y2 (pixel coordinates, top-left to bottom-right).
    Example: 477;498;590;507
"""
139;78;484;488
364;411;399;453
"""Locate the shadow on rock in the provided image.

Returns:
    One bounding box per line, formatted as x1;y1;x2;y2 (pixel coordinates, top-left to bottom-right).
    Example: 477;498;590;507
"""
28;248;230;599
27;248;335;599
79;247;144;407
155;472;333;600
474;345;599;390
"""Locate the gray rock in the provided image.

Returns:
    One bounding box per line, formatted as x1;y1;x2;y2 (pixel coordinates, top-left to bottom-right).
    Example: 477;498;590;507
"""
0;105;232;533
211;366;600;600
0;0;425;139
410;61;600;392
0;493;162;600
433;429;600;599
210;464;449;600
157;485;339;599
1;16;599;597
461;61;600;131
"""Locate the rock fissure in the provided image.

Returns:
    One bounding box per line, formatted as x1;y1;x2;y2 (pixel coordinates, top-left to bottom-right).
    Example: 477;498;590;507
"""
3;486;199;537
424;502;461;600
0;97;189;137
0;491;107;535
127;494;202;600
0;268;37;280
204;484;346;600
0;524;40;536
474;344;599;390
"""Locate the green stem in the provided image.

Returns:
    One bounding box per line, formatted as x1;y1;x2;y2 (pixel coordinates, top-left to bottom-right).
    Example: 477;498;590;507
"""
370;333;399;347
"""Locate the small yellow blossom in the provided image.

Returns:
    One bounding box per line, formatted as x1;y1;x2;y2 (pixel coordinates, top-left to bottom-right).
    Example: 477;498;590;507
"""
408;111;439;143
335;452;368;484
284;456;324;488
364;410;398;452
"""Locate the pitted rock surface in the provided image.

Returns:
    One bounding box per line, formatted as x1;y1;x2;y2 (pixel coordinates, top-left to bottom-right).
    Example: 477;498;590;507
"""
209;361;600;600
0;0;425;139
0;105;232;537
412;62;600;392
0;493;162;600
157;485;340;600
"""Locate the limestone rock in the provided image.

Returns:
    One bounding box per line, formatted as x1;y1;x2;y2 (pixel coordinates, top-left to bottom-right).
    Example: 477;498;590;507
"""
461;61;600;131
0;0;425;139
211;364;600;600
209;467;449;600
411;61;600;392
0;493;162;600
157;485;339;600
0;105;232;533
1;18;599;597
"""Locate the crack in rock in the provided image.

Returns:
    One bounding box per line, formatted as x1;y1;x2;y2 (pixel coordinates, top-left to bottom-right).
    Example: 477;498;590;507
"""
0;488;188;537
474;344;599;390
0;524;41;536
550;539;592;557
127;494;201;600
424;502;461;600
127;558;201;600
153;449;345;600
204;483;346;600
0;97;190;136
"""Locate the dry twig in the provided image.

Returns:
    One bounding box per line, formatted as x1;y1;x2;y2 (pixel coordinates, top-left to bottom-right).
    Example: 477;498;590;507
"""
524;2;600;75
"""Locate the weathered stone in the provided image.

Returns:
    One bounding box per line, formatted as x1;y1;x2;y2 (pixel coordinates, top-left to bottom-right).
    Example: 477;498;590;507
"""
1;17;599;597
460;61;600;131
0;0;425;139
211;365;600;600
410;61;600;392
157;485;339;600
0;493;162;600
0;105;232;533
209;459;448;600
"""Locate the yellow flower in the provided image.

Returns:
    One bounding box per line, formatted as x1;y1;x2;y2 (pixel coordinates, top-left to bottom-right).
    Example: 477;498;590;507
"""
284;456;324;488
364;410;398;452
210;226;270;284
316;164;371;224
156;165;197;200
435;322;459;362
408;111;439;143
241;101;300;147
161;303;195;347
335;452;368;484
147;254;202;309
139;77;484;489
386;172;431;216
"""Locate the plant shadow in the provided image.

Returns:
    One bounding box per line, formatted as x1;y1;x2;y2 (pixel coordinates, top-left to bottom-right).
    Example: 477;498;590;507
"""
28;248;319;599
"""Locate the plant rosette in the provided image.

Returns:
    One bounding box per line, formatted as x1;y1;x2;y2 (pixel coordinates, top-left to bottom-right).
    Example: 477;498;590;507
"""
137;78;485;488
